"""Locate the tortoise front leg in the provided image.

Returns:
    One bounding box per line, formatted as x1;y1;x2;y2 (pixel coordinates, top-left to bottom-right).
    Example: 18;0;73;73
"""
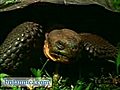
0;22;44;75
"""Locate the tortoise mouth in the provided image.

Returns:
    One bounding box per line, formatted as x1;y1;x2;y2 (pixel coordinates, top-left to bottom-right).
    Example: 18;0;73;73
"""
43;40;69;63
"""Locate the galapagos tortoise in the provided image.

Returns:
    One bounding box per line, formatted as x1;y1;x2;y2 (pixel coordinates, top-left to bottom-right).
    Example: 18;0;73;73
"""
0;0;119;75
0;21;117;75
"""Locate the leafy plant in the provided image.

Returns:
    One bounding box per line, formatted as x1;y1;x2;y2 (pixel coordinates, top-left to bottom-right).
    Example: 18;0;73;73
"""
31;59;49;77
0;73;21;90
85;83;92;90
74;80;84;90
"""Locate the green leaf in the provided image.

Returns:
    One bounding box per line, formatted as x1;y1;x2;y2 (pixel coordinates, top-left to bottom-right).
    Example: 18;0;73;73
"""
85;83;92;90
31;59;49;77
0;73;9;83
12;86;21;90
0;73;9;78
74;80;83;90
30;68;43;77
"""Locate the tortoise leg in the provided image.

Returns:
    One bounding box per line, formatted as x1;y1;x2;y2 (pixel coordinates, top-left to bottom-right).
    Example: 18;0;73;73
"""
0;22;44;76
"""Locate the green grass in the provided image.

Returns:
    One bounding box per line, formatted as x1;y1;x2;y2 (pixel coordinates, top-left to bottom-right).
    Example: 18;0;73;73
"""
0;70;120;90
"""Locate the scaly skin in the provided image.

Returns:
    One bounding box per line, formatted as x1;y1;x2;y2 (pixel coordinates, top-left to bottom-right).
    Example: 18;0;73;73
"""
0;22;44;73
79;33;117;60
0;24;117;73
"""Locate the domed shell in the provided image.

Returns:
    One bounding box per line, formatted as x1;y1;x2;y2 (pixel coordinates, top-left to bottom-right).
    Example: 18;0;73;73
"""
0;0;120;12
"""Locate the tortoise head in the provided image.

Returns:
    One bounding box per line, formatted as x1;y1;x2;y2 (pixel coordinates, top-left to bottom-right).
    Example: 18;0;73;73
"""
43;29;81;63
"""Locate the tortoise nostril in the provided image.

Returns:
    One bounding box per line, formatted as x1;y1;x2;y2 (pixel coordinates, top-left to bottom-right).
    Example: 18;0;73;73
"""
56;40;65;50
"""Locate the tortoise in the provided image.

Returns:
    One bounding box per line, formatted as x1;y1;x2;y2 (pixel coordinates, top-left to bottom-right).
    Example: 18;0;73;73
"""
0;21;117;75
0;0;119;76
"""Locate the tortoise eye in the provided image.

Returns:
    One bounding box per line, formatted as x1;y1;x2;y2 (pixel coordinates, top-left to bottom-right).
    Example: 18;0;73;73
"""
56;40;65;50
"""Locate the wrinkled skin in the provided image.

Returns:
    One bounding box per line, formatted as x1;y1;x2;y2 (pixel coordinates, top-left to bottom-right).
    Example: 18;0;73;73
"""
44;29;81;63
0;22;117;74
